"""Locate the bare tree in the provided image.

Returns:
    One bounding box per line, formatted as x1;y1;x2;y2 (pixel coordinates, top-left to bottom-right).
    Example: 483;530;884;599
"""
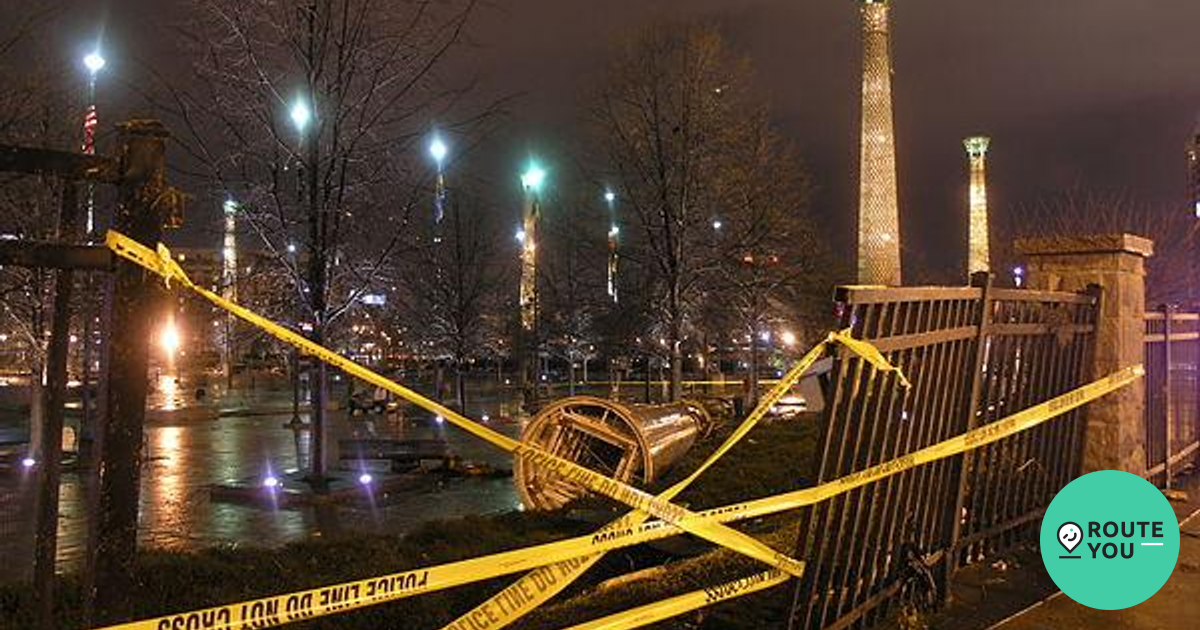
156;0;489;482
591;21;825;401
710;115;823;406
998;189;1197;306
400;187;505;411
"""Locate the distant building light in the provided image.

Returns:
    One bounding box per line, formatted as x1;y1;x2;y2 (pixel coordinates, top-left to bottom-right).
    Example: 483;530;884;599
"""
0;233;17;241
712;220;722;231
361;294;386;306
515;229;526;243
358;473;373;485
262;475;279;489
21;457;36;469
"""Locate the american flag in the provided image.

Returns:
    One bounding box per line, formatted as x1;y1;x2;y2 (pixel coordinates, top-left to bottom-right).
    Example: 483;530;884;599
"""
81;104;97;155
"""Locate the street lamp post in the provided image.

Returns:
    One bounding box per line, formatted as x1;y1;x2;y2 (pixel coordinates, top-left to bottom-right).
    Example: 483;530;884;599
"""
290;94;330;483
80;49;105;451
430;135;448;226
604;189;619;304
519;162;545;407
428;133;450;403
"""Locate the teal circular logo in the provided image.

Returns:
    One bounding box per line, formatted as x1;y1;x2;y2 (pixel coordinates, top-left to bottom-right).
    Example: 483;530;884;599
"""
1040;470;1179;609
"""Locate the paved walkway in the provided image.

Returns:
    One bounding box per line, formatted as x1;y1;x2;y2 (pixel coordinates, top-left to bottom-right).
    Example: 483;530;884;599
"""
987;483;1200;630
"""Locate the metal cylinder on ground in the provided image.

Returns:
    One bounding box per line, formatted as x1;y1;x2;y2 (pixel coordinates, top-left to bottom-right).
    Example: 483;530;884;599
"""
514;395;710;511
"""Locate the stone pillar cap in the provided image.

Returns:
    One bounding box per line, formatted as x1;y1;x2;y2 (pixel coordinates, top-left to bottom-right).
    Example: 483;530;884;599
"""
1015;233;1154;258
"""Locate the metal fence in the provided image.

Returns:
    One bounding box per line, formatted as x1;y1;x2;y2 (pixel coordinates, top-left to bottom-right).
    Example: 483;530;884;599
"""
788;274;1098;630
1144;306;1200;489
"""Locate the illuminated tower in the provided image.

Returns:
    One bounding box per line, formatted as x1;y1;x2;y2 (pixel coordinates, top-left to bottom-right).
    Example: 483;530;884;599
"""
964;136;991;275
856;0;902;286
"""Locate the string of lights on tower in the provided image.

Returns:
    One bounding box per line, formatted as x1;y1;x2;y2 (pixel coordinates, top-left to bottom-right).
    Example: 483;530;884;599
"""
856;0;902;286
964;136;992;276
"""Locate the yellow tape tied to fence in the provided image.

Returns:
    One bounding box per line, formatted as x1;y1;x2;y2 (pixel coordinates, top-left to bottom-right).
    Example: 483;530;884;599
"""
93;231;1142;630
106;231;805;578
440;329;879;630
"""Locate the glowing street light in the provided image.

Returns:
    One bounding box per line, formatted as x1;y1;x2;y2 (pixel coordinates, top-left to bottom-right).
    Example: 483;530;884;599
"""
429;136;448;164
160;320;181;356
781;330;797;347
83;51;106;75
520;164;546;192
289;99;312;132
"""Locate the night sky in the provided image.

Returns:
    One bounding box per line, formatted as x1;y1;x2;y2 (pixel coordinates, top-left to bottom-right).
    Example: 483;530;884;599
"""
47;0;1200;281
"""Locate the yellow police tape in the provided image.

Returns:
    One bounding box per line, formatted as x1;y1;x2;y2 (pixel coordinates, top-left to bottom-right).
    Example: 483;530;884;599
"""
562;569;789;630
441;330;892;630
92;364;1139;630
106;231;805;578
94;231;1143;630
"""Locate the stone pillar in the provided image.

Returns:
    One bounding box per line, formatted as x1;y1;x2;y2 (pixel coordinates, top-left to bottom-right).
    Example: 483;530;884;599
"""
1016;234;1152;475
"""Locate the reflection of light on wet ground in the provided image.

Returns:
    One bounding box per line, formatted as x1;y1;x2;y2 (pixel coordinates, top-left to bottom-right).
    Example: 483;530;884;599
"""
0;384;530;583
158;375;182;412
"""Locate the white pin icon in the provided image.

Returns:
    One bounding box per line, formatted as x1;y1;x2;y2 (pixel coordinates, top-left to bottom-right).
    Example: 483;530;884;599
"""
1058;521;1083;556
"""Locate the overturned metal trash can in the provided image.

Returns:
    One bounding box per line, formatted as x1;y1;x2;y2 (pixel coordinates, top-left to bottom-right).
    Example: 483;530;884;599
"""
515;395;710;511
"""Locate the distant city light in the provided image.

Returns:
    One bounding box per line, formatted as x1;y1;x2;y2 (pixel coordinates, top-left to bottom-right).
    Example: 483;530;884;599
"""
609;226;619;237
759;331;771;343
515;228;526;243
712;219;723;231
604;190;615;203
481;414;490;422
287;242;297;254
429;136;448;163
83;51;106;74
361;294;386;306
520;163;546;192
781;330;797;347
289;99;312;132
262;475;280;489
435;415;445;424
358;473;373;485
1013;265;1026;288
21;457;35;469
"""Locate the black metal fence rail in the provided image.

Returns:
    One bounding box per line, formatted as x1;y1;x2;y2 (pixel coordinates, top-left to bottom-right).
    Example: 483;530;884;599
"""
788;275;1097;630
1144;307;1200;488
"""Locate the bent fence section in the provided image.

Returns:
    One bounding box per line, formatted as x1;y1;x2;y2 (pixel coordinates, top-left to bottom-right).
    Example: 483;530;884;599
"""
789;274;1099;630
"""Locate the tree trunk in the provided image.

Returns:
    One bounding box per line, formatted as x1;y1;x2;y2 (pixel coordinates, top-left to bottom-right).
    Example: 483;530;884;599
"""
33;182;79;630
89;121;169;625
454;358;466;411
747;329;761;410
568;358;576;396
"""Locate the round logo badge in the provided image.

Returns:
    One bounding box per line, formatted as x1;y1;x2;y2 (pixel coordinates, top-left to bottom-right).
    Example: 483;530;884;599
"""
1040;470;1179;609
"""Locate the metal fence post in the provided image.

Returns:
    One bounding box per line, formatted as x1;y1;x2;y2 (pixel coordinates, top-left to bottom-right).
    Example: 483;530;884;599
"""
941;271;993;603
1162;303;1174;490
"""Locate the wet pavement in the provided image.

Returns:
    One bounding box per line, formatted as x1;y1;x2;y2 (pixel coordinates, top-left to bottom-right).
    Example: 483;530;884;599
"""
0;378;528;584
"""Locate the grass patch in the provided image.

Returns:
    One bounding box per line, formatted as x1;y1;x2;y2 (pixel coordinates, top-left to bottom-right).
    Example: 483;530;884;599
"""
0;413;820;630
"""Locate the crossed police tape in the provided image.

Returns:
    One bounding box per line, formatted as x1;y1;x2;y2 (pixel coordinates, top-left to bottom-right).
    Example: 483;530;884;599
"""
438;325;894;630
105;230;807;578
94;230;1142;630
